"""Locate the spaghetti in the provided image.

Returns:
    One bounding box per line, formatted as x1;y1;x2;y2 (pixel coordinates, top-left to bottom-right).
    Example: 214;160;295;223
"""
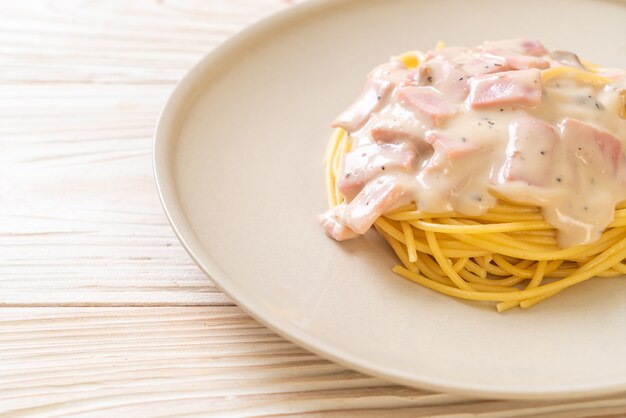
320;39;626;311
325;127;626;311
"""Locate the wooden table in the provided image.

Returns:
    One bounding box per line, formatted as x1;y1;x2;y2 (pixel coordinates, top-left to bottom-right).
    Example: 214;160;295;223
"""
1;1;625;416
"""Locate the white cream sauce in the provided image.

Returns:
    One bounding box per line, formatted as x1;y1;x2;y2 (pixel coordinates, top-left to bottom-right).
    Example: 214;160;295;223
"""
322;39;626;247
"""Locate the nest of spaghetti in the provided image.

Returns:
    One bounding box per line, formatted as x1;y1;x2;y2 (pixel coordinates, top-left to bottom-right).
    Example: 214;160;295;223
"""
321;39;626;311
376;200;626;312
325;128;626;312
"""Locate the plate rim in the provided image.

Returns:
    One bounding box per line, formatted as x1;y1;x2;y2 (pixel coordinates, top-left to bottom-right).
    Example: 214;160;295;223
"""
153;0;626;400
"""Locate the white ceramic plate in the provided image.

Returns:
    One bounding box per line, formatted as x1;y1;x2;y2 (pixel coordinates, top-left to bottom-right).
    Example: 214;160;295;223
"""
154;0;626;399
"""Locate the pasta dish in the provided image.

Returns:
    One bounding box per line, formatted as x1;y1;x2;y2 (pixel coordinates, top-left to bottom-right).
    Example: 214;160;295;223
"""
319;39;626;311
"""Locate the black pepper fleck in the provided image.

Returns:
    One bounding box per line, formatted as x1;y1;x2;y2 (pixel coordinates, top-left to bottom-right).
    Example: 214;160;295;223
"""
500;108;504;112
462;137;467;142
458;77;464;81
381;166;385;170
556;177;562;183
427;76;433;83
540;151;545;155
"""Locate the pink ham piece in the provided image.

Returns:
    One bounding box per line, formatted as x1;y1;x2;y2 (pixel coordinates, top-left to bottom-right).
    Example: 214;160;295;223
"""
371;121;423;144
468;68;542;108
501;118;559;186
560;117;622;176
505;54;549;70
425;131;481;161
337;143;417;200
461;53;508;76
397;86;458;126
369;111;432;153
318;209;359;241
461;52;547;76
415;55;470;101
343;176;409;234
332;78;393;132
519;39;548;56
485;49;549;70
482;39;548;57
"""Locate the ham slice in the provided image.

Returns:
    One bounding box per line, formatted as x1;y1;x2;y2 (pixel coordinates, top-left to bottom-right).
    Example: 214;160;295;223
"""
397;86;457;126
425;131;481;160
560;117;622;176
369;105;427;144
343;176;410;234
337;143;417;200
486;49;550;70
482;39;548;57
434;39;548;76
462;52;547;75
371;122;422;143
461;53;508;76
332;78;393;132
318;209;359;241
502;118;559;186
468;69;542;108
414;56;469;101
505;54;549;70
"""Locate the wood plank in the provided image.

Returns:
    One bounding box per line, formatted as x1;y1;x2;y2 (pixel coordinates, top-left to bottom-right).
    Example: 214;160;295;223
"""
0;84;228;305
1;307;624;417
0;0;298;306
0;0;292;84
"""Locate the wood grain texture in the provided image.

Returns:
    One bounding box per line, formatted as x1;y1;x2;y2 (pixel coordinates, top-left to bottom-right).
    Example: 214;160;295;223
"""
2;308;626;417
0;83;223;306
0;0;624;416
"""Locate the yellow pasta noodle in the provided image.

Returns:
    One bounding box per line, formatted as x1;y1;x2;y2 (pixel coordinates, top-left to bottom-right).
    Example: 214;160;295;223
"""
325;127;626;311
